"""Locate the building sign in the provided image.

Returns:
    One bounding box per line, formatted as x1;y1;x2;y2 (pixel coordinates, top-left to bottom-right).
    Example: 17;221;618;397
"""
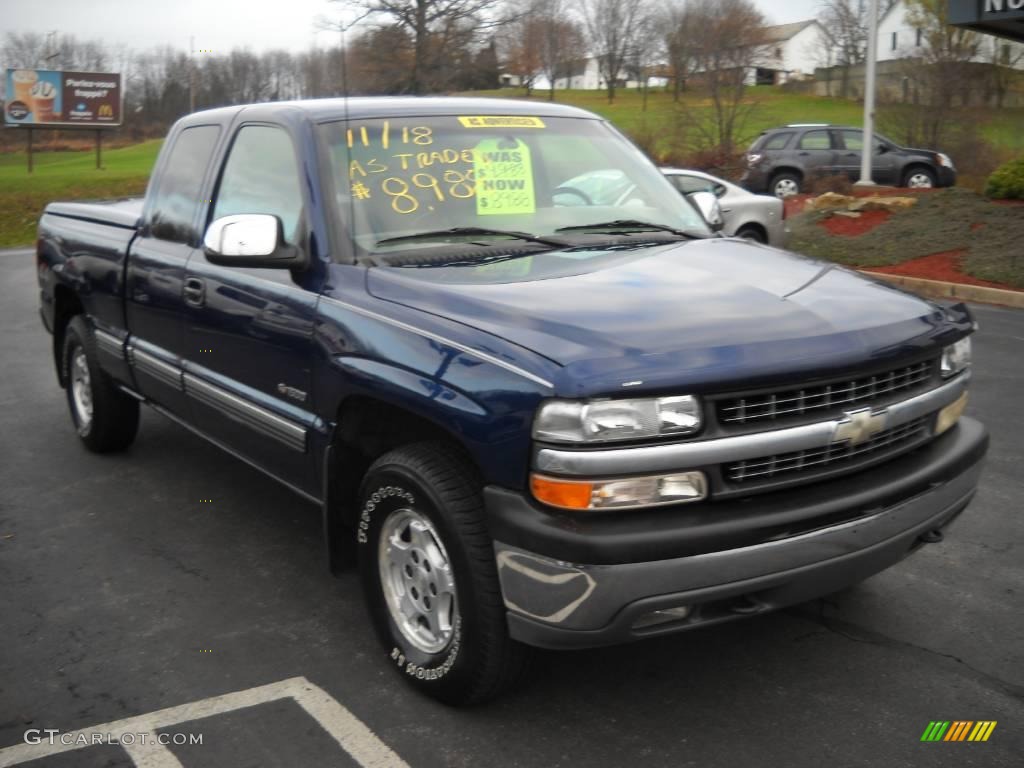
948;0;1024;42
4;69;122;127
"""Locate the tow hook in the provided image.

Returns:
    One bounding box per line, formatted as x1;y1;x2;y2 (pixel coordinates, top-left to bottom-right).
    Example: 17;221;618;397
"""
919;529;944;544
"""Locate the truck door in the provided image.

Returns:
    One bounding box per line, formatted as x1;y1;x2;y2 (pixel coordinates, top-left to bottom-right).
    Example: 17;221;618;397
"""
125;124;221;417
181;124;319;496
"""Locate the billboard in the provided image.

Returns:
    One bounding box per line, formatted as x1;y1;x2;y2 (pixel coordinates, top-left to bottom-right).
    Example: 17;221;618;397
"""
4;69;122;127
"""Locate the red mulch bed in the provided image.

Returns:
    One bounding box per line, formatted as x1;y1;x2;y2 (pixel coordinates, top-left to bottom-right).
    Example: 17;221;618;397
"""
864;250;1014;290
819;209;891;236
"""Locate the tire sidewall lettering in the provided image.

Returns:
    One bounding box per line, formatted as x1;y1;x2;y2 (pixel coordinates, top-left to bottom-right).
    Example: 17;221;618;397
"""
390;615;462;683
357;484;415;544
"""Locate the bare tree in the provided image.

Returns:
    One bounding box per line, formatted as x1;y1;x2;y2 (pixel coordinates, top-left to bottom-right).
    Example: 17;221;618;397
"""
897;0;982;145
983;36;1024;109
502;0;545;95
333;0;505;94
625;11;662;111
535;0;586;100
817;0;899;97
578;0;647;103
685;0;768;155
663;1;696;101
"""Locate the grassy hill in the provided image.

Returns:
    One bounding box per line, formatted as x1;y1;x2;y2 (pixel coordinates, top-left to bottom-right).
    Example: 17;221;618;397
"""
470;85;1024;167
0;140;162;248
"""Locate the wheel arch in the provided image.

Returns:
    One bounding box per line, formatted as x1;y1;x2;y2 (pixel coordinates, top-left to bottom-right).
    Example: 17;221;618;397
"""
734;222;768;242
53;284;85;388
770;167;803;183
322;389;494;573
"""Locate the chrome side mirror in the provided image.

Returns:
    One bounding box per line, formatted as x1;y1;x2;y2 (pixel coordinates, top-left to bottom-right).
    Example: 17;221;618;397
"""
689;191;725;232
203;214;304;269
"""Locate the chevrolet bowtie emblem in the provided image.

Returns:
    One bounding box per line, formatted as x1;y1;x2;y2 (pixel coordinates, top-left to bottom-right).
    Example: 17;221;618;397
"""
833;408;887;446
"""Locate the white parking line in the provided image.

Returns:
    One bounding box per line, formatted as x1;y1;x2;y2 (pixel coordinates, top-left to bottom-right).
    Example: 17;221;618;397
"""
120;735;185;768
0;676;408;768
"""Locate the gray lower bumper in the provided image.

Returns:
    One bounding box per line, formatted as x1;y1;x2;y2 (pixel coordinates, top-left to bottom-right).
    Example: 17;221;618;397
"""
495;450;984;650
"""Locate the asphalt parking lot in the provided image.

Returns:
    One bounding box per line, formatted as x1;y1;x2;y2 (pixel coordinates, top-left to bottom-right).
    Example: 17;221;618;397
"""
1;246;1022;767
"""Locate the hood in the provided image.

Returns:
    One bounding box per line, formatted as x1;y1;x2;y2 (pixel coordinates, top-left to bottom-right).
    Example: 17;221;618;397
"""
367;239;966;396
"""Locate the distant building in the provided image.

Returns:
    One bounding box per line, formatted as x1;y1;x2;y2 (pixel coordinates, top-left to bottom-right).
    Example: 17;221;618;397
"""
749;20;829;85
877;0;1024;66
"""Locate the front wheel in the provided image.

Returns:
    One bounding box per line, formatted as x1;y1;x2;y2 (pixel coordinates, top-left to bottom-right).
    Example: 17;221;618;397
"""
903;168;936;189
62;316;139;452
771;172;801;198
357;442;530;705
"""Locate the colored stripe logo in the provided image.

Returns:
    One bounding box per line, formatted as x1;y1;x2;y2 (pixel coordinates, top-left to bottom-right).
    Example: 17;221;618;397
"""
920;721;997;742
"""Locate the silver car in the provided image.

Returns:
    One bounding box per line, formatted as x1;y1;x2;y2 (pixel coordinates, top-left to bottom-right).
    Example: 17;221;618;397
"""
661;168;787;247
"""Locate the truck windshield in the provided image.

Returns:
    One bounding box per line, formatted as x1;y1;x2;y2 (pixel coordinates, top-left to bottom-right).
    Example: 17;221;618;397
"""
318;115;711;258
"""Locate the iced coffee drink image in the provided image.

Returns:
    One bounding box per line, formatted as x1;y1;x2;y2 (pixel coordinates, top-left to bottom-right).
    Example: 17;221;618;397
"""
12;69;38;106
30;80;58;122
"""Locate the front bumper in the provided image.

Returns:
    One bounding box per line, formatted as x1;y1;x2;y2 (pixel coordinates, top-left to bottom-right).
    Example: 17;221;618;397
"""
486;418;987;649
938;166;958;188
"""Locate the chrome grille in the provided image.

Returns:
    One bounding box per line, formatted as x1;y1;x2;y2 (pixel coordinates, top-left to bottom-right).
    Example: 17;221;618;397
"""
725;416;930;483
718;361;934;426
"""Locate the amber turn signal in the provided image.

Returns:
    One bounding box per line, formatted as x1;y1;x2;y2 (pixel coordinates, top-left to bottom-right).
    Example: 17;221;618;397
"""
530;475;594;510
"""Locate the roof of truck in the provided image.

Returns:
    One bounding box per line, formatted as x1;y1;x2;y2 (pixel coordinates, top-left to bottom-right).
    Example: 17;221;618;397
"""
182;97;598;126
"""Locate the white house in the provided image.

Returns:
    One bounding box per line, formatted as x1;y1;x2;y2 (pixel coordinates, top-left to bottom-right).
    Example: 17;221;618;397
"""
750;20;830;84
532;57;653;91
877;0;1024;64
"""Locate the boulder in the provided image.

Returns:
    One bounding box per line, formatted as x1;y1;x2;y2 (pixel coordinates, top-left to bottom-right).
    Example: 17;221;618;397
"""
849;195;918;213
806;192;857;211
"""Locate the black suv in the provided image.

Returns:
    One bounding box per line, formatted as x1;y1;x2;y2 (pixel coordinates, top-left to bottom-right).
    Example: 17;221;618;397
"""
741;124;957;198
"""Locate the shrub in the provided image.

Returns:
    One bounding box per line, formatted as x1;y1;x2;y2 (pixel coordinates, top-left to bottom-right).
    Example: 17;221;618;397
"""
986;157;1024;200
806;171;854;196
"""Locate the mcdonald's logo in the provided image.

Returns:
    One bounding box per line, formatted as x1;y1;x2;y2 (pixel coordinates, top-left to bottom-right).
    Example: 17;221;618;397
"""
920;721;997;742
98;104;113;117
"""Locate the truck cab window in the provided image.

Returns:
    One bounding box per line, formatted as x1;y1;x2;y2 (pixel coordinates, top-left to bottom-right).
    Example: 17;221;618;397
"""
148;125;220;243
212;126;303;244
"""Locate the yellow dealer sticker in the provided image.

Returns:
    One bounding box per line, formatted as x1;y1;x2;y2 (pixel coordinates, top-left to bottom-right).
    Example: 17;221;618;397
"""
473;138;536;216
458;116;545;128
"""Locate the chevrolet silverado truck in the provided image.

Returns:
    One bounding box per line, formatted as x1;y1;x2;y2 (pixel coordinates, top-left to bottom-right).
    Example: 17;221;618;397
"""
37;98;988;705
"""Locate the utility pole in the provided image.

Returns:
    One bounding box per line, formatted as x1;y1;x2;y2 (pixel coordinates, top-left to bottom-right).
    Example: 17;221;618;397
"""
189;36;196;113
856;0;879;187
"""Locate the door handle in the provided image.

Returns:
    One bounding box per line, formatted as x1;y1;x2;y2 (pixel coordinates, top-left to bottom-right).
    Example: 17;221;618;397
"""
183;277;205;307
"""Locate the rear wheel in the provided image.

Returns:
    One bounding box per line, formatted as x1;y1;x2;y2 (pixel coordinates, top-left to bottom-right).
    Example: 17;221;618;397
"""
62;316;139;452
903;167;936;189
770;172;801;198
735;225;768;244
357;442;530;705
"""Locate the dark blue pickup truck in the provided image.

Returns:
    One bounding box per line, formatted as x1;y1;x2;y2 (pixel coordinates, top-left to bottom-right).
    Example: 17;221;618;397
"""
37;98;987;705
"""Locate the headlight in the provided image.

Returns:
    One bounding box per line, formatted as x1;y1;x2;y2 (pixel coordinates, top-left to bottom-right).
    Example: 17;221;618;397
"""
941;336;971;378
533;395;702;443
747;153;763;167
531;471;708;511
936;153;954;169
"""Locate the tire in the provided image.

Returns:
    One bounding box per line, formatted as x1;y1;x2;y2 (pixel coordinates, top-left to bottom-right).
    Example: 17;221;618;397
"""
357;442;531;705
770;172;801;198
62;316;139;453
903;167;936;189
735;225;768;244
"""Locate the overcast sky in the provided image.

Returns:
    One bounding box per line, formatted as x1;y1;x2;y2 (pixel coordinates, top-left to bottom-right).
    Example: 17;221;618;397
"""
4;0;823;56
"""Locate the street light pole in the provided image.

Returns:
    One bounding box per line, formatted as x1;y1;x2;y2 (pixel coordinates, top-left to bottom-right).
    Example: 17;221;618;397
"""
857;0;880;187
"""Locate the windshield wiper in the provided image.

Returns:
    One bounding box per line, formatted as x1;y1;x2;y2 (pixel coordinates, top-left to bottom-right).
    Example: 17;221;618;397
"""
555;219;701;239
376;227;565;249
